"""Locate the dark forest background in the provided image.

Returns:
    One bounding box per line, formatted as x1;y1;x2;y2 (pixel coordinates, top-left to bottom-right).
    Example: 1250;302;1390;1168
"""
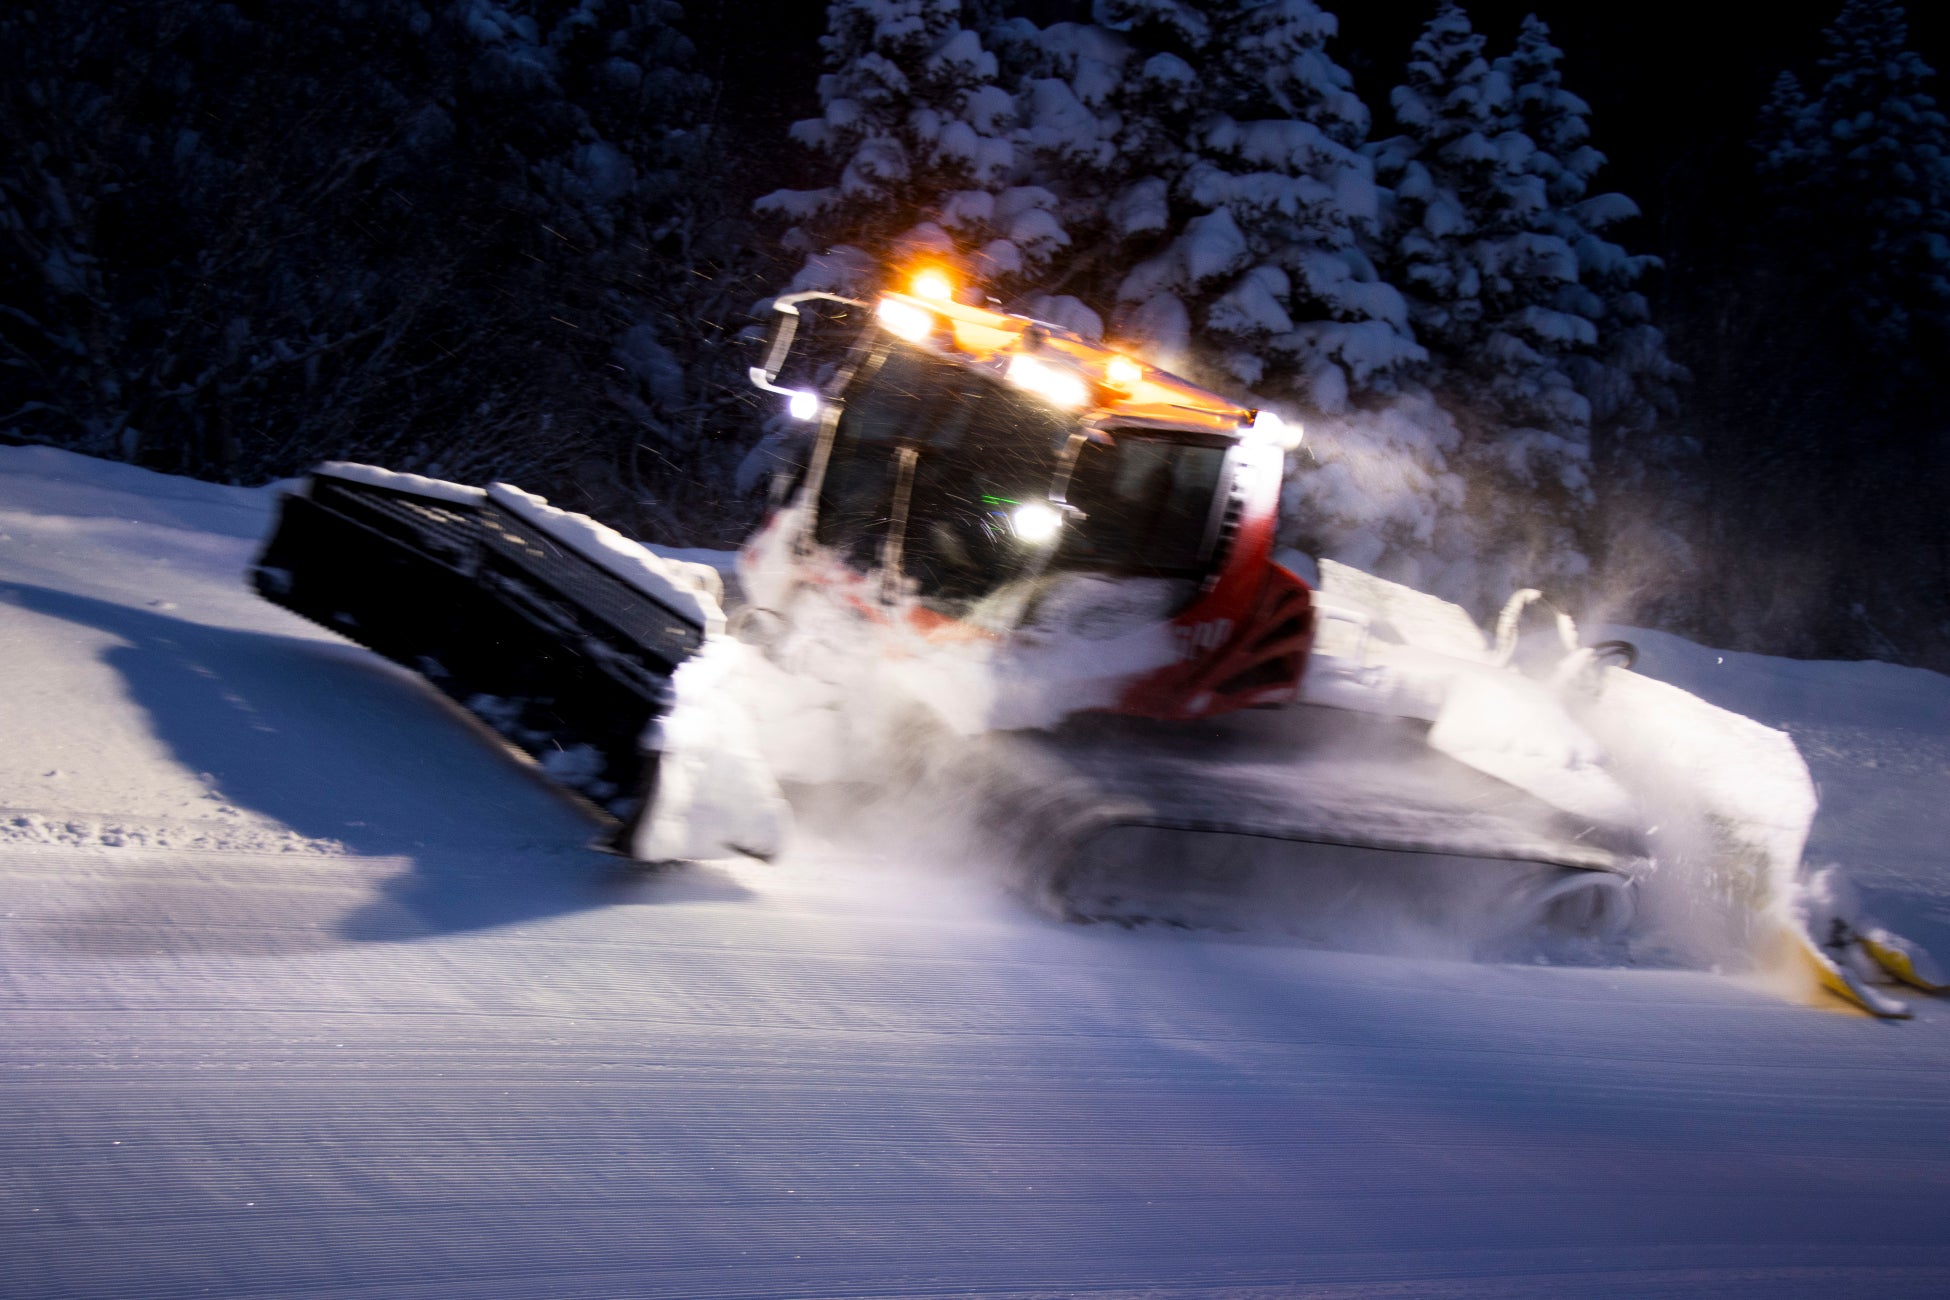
5;1;1947;669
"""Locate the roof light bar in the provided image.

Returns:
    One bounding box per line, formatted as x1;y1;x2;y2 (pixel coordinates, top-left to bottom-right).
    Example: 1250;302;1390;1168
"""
1006;354;1090;409
875;297;937;343
910;268;955;301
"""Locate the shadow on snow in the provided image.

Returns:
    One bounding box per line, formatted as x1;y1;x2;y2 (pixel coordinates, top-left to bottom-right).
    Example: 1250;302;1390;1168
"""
3;583;751;951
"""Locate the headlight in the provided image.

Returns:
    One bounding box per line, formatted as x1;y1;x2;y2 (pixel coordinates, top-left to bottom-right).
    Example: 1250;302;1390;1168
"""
1104;355;1143;389
1010;500;1065;544
1006;354;1090;409
910;268;955;301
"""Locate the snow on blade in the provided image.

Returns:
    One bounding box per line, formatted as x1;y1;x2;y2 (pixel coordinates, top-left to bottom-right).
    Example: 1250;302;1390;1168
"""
485;482;724;635
633;637;790;863
313;461;488;506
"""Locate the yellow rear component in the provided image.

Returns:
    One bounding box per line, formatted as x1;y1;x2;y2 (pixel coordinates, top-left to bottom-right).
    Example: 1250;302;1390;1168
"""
1857;930;1949;993
1784;927;1912;1018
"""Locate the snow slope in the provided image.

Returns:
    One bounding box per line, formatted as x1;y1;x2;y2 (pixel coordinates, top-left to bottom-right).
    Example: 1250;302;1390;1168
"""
3;446;1949;1299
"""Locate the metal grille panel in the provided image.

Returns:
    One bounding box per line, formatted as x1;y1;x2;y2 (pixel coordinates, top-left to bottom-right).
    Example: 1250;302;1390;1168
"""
476;503;704;668
310;477;482;567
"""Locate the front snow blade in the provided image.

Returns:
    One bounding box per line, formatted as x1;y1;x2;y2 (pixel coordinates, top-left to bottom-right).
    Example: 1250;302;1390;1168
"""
251;466;709;818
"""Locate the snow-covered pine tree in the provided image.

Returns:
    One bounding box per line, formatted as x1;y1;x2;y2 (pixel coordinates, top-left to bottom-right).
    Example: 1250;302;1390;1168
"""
757;0;1062;297
1013;1;1417;412
1498;14;1600;209
453;3;713;456
1727;1;1950;661
1496;15;1682;465
1113;1;1421;414
1370;2;1597;594
1753;70;1819;202
1370;4;1505;365
994;4;1464;589
1757;0;1950;366
0;0;722;522
1003;2;1467;590
996;9;1196;337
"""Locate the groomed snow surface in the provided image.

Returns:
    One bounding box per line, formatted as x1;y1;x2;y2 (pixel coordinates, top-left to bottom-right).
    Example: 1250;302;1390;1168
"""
3;445;1949;1299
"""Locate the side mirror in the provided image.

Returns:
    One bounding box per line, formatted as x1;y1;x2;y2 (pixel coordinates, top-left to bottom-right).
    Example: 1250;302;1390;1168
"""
748;291;863;400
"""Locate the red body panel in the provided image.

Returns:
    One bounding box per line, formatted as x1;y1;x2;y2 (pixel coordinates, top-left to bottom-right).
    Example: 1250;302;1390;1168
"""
1117;562;1314;720
1115;442;1315;720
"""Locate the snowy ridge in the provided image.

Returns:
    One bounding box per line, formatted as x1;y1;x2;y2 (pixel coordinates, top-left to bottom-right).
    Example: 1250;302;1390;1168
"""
1;808;348;857
3;448;1950;1297
0;445;276;541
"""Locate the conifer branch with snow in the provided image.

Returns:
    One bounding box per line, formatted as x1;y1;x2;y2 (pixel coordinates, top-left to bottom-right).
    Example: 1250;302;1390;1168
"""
757;0;1061;296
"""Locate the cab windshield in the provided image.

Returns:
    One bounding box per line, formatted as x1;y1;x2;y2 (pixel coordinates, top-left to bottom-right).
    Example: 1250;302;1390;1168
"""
815;343;1074;609
812;341;1231;618
1054;433;1228;580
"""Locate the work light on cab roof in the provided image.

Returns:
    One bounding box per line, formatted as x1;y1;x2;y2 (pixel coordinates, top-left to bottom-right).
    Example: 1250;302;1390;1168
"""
908;266;955;302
